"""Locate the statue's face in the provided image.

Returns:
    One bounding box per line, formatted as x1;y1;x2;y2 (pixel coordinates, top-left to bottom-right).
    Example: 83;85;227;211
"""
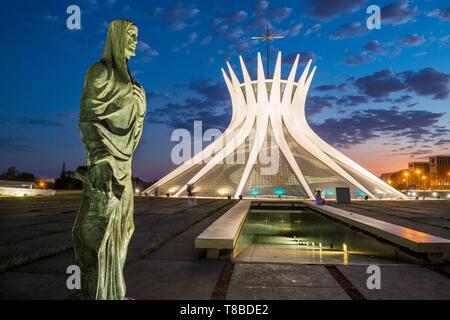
125;25;138;60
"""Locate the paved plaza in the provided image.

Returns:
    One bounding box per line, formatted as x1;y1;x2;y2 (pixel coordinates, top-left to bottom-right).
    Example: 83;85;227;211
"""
0;194;449;300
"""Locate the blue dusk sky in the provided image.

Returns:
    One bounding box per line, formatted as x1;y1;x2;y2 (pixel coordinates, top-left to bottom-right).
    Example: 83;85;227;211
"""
0;0;449;180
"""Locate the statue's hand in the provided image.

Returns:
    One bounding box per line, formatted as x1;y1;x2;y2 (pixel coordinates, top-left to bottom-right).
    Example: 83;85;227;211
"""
90;162;113;195
132;83;145;106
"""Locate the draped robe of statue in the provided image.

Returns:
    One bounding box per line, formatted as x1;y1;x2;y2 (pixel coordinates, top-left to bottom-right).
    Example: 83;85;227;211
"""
73;20;146;300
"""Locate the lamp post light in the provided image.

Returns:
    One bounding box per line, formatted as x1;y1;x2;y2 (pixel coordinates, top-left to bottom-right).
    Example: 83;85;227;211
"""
447;172;450;187
415;169;421;190
403;171;409;190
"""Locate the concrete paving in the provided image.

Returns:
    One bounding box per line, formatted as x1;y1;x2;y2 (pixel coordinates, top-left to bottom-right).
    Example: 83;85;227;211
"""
227;263;350;300
337;265;450;300
1;194;450;300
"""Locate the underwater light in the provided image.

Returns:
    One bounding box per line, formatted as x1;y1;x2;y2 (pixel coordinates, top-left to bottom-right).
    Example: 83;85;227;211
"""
274;188;285;195
250;188;261;196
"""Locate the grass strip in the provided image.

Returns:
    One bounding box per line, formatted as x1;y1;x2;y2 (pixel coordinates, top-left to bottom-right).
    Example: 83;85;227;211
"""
0;245;73;273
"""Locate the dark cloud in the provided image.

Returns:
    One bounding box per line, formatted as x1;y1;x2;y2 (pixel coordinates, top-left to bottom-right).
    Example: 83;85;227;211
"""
345;52;375;65
272;7;293;22
304;24;321;37
399;33;425;47
363;40;380;52
330;22;369;40
435;139;450;146
427;7;450;22
224;10;248;24
315;83;347;92
254;0;269;16
0;116;64;127
362;40;401;57
315;85;336;91
311;109;445;148
393;95;412;103
283;51;317;65
148;91;171;100
188;79;230;103
354;69;406;98
307;0;364;20
136;41;159;62
0;137;31;152
148;78;231;131
400;68;450;100
306;95;337;115
150;4;200;30
381;2;418;25
286;23;303;37
354;67;450;100
406;102;419;108
336;95;368;106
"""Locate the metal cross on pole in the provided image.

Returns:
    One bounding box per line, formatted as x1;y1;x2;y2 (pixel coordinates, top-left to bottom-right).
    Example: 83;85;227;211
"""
251;25;285;78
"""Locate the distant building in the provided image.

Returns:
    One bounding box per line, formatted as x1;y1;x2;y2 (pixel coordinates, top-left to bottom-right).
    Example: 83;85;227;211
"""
381;169;409;190
381;155;450;190
408;161;430;174
429;155;450;189
0;180;55;196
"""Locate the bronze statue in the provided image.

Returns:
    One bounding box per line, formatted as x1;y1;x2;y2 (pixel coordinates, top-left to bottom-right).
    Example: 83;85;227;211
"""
73;20;146;300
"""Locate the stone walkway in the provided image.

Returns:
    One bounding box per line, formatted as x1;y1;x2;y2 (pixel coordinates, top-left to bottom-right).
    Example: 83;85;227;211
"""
0;193;235;299
1;195;450;300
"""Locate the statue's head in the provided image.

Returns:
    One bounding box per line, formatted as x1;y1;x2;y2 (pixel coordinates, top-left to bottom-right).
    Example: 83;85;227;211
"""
102;20;138;81
125;24;138;60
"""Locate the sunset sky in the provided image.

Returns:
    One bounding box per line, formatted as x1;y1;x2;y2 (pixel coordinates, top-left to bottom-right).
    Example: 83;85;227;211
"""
0;0;449;180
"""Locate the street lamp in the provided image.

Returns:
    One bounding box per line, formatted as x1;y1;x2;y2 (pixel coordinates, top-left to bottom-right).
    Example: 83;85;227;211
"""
403;172;409;190
415;169;421;189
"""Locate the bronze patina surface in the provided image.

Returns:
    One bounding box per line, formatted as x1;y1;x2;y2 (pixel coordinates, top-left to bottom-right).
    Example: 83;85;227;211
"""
73;20;146;300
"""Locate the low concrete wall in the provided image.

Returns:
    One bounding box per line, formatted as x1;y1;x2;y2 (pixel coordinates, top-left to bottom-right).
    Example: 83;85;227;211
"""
195;200;251;259
0;187;56;197
304;201;450;261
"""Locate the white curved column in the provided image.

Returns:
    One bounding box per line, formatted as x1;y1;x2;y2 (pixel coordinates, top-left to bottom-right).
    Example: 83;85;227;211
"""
143;65;246;194
293;65;407;199
268;52;315;199
234;53;269;198
284;60;375;198
174;56;258;196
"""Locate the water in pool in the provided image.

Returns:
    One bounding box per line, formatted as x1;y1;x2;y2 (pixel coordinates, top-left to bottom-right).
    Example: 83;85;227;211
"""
234;208;417;265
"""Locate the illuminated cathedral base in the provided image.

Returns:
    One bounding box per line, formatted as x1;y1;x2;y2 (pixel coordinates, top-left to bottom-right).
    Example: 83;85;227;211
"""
144;52;406;200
